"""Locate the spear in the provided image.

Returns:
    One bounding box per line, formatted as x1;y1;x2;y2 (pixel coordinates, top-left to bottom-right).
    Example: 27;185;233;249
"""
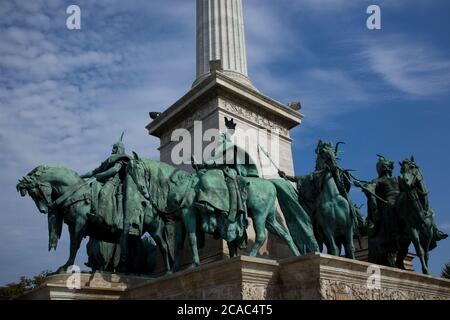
258;144;300;195
353;180;388;204
258;144;281;172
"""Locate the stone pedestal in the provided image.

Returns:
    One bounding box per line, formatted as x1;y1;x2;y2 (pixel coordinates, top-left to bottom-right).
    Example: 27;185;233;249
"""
20;272;147;300
278;253;449;300
146;71;302;267
125;256;280;300
21;254;450;300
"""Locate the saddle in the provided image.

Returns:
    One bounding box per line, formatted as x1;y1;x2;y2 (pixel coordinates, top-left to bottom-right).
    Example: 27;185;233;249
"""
196;168;249;219
195;168;249;245
54;179;125;239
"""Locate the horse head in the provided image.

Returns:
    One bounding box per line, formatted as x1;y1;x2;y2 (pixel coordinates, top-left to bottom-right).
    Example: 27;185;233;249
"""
17;166;53;214
17;166;62;251
315;140;339;171
129;152;151;201
400;156;422;188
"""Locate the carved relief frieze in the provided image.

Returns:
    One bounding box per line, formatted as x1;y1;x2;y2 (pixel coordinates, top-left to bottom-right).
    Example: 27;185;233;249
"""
319;279;448;300
160;97;218;145
219;95;290;137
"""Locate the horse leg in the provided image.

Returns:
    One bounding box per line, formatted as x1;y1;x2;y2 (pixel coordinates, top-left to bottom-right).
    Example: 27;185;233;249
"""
173;221;186;272
57;219;85;272
344;235;355;259
156;238;172;275
344;225;355;259
421;228;432;273
424;250;429;271
182;208;200;268
315;226;324;253
322;224;338;256
227;240;239;258
336;238;342;256
248;207;267;257
147;223;172;275
265;210;300;256
395;238;409;270
409;227;429;274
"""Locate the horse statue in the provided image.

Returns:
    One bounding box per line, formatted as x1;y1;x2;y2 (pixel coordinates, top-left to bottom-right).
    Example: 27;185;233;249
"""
303;141;357;258
394;157;447;274
127;153;320;270
16;165;174;274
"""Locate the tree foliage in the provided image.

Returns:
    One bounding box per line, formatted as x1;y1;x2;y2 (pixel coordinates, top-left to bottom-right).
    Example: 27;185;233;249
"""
0;270;51;300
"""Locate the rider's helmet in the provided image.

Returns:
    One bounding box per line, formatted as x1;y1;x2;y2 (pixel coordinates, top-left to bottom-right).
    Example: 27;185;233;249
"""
112;131;125;155
376;155;394;177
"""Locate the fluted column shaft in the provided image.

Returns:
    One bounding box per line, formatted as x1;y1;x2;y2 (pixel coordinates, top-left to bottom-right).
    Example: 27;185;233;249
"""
195;0;252;87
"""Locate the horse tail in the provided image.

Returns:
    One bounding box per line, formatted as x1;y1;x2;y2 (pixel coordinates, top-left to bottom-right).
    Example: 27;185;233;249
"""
270;179;319;254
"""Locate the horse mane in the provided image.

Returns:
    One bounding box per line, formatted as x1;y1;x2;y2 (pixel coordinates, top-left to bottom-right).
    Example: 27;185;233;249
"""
26;165;47;177
20;165;82;189
18;165;50;189
140;158;192;182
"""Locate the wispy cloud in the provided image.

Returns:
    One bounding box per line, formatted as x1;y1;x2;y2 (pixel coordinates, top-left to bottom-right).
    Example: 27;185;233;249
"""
244;1;370;126
1;0;450;284
0;0;195;284
362;37;450;97
283;0;441;12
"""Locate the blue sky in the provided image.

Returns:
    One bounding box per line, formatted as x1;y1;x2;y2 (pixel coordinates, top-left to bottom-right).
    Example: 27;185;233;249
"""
0;0;449;285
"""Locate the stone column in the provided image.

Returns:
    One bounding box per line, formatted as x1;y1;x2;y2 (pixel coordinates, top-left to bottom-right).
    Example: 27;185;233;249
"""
194;0;253;88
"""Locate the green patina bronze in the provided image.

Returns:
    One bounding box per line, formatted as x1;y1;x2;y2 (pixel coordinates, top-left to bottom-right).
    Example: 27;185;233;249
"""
16;139;174;275
127;152;309;270
358;156;448;274
16;119;447;277
192;119;256;250
86;236;157;275
279;140;364;259
358;155;401;267
269;179;319;254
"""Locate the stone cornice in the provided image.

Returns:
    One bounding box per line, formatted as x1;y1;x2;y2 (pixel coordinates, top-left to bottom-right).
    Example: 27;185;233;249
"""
146;71;303;138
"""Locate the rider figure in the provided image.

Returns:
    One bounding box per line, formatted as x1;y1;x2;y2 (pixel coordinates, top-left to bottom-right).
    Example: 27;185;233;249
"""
192;118;258;244
279;140;364;239
361;155;447;267
81;133;147;272
81;136;128;184
80;133;139;237
278;141;354;202
360;155;401;266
